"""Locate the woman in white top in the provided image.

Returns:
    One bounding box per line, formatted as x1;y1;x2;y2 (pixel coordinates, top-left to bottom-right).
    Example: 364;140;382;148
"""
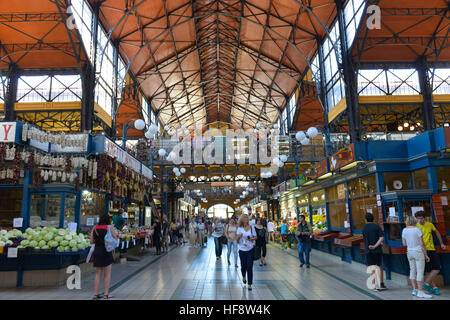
225;218;239;268
198;217;207;248
402;216;431;298
267;220;274;242
236;213;257;290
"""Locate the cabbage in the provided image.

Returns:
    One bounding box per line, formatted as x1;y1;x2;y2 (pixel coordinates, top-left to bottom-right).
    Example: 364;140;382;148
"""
58;229;66;236
64;234;72;241
41;245;50;249
0;230;7;235
69;240;77;247
48;241;58;248
17;245;24;248
38;240;46;247
64;246;71;252
71;247;78;252
44;233;53;241
14;230;22;237
56;246;65;252
60;240;69;246
21;240;29;246
70;231;77;236
54;236;63;242
25;228;33;233
0;241;5;247
6;240;13;245
29;240;38;247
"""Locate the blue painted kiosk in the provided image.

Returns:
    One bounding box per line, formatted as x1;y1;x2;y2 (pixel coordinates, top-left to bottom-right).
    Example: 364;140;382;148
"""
288;127;450;286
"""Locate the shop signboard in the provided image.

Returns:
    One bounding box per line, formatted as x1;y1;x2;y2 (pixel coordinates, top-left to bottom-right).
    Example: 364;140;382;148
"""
104;137;141;173
141;165;153;180
304;165;317;180
337;183;346;199
211;182;233;187
297;174;306;186
0;122;17;142
329;144;355;171
314;158;329;177
279;182;286;194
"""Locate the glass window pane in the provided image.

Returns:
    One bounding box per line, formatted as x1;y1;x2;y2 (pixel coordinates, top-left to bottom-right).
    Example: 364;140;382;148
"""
328;200;347;229
311;206;328;233
402;199;432;221
383;172;411;191
30;194;61;228
310;190;326;206
64;194;77;228
436;167;450;190
80;191;106;232
351;196;378;230
412;168;429;189
0;188;23;228
348;174;377;197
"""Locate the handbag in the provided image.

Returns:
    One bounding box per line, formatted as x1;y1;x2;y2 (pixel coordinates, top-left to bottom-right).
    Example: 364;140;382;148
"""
253;246;260;261
104;225;120;252
221;235;228;245
86;245;95;263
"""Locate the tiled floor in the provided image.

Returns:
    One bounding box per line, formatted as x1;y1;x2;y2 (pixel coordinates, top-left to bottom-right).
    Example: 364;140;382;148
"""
1;239;449;300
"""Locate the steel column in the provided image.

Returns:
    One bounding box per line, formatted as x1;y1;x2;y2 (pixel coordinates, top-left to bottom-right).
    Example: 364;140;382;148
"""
417;57;436;131
336;0;361;143
4;64;19;121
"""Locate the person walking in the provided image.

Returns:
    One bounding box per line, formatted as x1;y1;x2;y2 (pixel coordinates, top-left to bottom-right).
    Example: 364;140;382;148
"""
280;219;289;250
225;218;239;267
212;218;225;260
161;216;170;253
90;214;118;299
295;214;312;268
362;213;387;290
255;218;267;266
188;217;198;247
236;214;257;290
415;211;446;295
402;216;432;298
198;217;207;248
267;220;274;242
170;219;179;246
152;217;162;255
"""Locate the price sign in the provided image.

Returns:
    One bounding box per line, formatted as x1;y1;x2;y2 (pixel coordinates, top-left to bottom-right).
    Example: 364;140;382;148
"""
13;218;23;228
86;218;94;226
68;222;77;232
344;221;350;228
7;247;18;258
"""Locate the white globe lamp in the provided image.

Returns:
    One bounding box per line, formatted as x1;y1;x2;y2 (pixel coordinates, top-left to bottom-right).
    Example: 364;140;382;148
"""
134;119;145;130
295;131;306;141
301;138;310;145
180;168;186;174
280;155;288;162
307;127;319;138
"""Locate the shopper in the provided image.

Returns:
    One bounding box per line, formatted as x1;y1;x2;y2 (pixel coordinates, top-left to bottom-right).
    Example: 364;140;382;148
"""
212;218;225;260
415;211;446;295
255;218;267;266
112;209;126;231
189;217;198;247
225;218;239;267
161;216;170;253
362;213;387;290
152;217;162;255
249;215;256;226
295;214;312;268
236;213;257;290
170;219;179;246
267;220;274;242
280;219;289;250
90;214;118;299
198;217;207;248
402;216;432;298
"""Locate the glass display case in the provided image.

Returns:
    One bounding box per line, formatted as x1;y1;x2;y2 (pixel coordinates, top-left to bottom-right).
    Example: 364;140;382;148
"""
0;188;23;228
64;194;76;228
80;191;106;231
309;190;327;233
327;185;347;230
30;194;61;227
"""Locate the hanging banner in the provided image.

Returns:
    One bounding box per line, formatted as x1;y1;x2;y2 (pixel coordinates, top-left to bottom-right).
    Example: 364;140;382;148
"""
0;122;17;142
104;137;141;173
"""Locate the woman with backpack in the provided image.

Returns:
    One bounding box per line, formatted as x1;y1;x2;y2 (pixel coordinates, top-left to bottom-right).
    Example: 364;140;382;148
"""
90;214;119;300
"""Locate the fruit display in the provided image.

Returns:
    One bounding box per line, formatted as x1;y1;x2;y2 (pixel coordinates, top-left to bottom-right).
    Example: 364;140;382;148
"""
0;227;91;253
312;215;328;234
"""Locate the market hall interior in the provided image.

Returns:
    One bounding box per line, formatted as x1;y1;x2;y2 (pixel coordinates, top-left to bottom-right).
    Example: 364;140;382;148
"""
0;0;450;300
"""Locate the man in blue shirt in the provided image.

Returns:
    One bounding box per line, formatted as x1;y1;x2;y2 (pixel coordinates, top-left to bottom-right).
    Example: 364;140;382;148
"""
280;219;289;250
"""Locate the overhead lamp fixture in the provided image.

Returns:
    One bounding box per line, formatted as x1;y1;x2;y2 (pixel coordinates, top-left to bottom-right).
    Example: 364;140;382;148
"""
398;126;403;131
409;126;415;131
445;123;450;127
403;122;409;128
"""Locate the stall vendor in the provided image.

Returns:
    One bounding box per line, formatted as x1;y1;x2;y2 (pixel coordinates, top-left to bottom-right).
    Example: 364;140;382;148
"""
112;208;126;231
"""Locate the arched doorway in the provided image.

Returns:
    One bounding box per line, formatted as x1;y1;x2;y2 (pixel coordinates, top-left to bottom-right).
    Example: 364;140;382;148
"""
207;204;234;219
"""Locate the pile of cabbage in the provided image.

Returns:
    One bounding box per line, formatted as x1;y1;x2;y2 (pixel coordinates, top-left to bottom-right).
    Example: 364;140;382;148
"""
18;227;90;252
0;229;23;248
